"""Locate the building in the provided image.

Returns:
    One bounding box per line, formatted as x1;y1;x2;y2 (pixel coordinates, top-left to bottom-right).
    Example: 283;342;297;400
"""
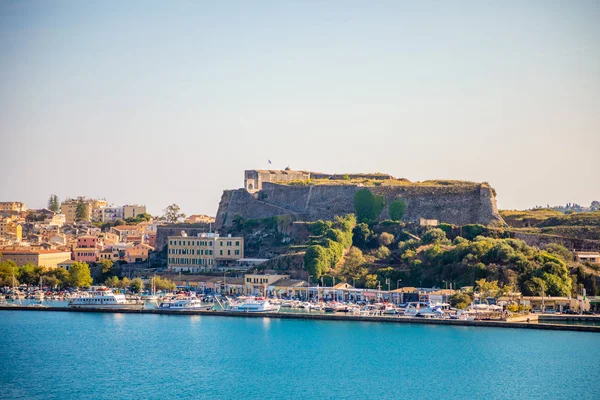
0;202;27;212
0;218;22;242
575;251;600;264
167;232;244;272
184;214;216;224
77;235;98;249
0;248;72;268
99;248;119;262
73;248;98;263
111;225;142;242
123;204;146;220
101;206;124;222
123;243;153;263
244;274;289;295
47;213;66;227
61;198;107;223
60;198;90;223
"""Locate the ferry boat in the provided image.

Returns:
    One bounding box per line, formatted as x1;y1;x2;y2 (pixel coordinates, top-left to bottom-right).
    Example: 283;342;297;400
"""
225;298;281;313
68;286;145;309
158;296;213;311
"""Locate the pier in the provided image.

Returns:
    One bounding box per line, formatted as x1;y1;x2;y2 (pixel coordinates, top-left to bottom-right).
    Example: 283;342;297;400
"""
2;306;599;333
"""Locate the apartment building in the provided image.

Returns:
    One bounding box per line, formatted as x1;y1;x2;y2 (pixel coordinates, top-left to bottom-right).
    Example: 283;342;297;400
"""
123;204;146;219
0;248;72;268
167;233;244;272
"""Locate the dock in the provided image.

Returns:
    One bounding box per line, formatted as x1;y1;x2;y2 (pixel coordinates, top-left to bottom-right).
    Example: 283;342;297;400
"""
1;306;599;333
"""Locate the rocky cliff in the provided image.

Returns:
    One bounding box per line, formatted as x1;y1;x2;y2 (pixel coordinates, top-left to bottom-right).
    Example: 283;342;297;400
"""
215;180;504;229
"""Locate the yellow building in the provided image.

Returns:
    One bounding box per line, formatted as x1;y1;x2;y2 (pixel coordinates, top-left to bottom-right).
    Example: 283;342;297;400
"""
244;274;289;295
0;202;27;212
0;218;22;242
123;204;147;219
167;233;244;272
0;248;72;268
61;198;107;223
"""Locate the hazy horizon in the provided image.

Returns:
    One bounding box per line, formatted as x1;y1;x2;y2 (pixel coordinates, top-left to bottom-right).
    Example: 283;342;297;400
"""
1;1;599;217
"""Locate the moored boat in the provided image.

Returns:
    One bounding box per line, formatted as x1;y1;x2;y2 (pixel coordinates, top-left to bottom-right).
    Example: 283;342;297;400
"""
68;286;145;309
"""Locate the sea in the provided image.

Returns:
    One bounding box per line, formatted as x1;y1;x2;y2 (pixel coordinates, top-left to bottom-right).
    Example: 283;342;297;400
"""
1;310;599;400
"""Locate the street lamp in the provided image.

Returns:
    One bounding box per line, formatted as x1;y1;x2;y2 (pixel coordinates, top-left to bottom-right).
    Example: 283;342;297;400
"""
308;275;313;301
397;279;402;289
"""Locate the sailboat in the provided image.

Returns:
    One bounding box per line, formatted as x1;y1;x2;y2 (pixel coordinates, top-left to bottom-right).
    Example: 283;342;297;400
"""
144;275;159;304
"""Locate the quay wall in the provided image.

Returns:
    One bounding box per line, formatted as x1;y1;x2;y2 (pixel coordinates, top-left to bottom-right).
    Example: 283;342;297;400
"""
2;306;599;333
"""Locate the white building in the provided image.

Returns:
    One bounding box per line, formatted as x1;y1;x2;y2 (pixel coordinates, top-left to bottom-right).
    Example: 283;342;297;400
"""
101;206;124;222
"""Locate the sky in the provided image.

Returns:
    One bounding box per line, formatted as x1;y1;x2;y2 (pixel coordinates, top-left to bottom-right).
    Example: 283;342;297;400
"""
1;1;599;216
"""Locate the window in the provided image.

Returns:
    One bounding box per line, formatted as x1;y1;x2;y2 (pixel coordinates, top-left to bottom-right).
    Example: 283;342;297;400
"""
235;250;240;255
220;250;223;256
228;250;231;256
236;241;240;246
220;242;223;246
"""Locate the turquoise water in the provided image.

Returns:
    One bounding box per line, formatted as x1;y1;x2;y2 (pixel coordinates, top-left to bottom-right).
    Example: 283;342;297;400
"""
1;311;599;400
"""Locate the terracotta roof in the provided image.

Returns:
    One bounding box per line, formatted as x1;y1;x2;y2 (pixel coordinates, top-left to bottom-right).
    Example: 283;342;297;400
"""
113;225;139;230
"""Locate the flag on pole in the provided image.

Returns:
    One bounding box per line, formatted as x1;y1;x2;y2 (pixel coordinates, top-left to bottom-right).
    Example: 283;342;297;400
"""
268;160;272;164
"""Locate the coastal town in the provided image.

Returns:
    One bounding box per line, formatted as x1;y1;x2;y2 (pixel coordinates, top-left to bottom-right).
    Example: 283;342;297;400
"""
1;170;599;324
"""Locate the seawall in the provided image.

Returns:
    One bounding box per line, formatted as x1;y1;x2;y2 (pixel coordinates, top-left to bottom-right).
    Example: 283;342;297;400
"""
2;306;598;333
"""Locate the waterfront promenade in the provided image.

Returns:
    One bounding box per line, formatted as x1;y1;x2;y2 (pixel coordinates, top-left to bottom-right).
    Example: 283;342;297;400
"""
2;305;599;333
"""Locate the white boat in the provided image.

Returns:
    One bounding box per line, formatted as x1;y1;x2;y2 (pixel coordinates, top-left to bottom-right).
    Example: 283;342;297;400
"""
225;298;280;313
403;302;430;317
158;297;212;311
416;303;450;318
68;286;145;309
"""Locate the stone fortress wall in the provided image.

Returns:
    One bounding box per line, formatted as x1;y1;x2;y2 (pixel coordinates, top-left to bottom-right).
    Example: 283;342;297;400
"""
217;169;504;229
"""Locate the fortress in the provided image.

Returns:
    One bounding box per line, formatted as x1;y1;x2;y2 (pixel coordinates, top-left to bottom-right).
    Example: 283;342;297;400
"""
215;169;504;229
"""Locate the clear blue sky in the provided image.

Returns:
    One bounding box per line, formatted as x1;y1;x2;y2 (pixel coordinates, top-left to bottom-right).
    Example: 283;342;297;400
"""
1;1;599;216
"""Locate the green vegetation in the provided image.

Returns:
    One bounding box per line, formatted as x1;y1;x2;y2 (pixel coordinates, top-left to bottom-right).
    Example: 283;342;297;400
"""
125;213;153;224
448;292;473;309
75;202;89;221
163;203;186;223
130;278;144;293
354;189;385;223
68;262;93;287
389;199;407;221
304;214;356;281
47;194;60;213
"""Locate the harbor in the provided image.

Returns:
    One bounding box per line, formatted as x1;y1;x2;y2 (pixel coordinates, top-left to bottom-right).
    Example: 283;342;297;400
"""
2;304;600;333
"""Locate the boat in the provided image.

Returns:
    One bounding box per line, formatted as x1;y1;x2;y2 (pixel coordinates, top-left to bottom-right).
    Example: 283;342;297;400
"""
224;297;281;313
416;303;450;318
158;296;213;311
403;302;430;317
68;286;145;309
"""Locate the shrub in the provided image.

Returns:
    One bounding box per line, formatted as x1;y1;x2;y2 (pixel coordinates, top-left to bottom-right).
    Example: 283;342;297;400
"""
378;232;394;246
374;246;391;260
354;189;385;223
389;200;407;221
421;228;450;245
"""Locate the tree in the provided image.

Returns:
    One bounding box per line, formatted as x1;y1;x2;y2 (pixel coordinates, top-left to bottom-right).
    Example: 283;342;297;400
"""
365;274;378;289
389;200;407;221
374;246;391;260
163;204;186;223
421;228;450;245
98;259;114;275
48;194;60;213
353;189;385;223
43;276;59;288
475;279;499;303
340;247;367;282
449;292;472;309
105;276;120;288
116;277;131;289
69;262;93;288
130;278;144;293
153;276;177;291
18;264;43;286
304;245;330;280
352;223;373;249
378;232;394;246
75;202;89;221
46;267;69;288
